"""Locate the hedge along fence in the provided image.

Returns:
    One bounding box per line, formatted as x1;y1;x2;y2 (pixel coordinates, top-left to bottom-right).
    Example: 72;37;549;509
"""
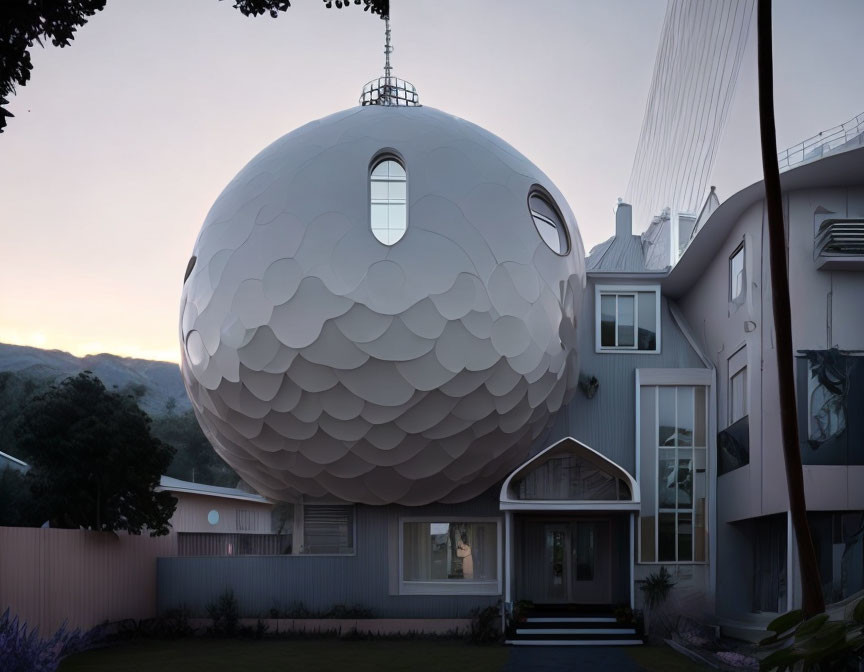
0;526;177;634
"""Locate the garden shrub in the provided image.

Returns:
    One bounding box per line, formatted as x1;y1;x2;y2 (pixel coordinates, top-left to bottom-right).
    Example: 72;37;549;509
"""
0;608;93;672
206;590;240;637
468;605;501;644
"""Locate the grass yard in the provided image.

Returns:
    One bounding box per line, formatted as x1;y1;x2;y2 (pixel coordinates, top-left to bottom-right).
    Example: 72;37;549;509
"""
60;638;713;672
59;639;509;672
627;644;713;672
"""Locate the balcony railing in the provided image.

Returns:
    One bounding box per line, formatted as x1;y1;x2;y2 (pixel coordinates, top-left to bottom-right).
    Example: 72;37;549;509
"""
778;112;864;171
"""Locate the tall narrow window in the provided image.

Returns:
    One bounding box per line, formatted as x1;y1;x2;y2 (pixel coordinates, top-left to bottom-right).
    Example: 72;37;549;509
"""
640;384;708;563
370;158;407;245
730;244;745;302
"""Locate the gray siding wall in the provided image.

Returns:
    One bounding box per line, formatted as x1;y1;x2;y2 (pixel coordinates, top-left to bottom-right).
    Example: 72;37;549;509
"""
158;488;501;618
678;185;864;526
546;278;705;475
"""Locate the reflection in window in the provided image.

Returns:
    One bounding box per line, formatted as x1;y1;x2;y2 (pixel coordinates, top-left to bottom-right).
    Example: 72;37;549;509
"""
645;386;707;563
370;158;407;245
529;192;569;254
809;511;864;604
402;521;497;582
730;366;748;424
730;244;745;302
598;289;659;351
797;351;863;466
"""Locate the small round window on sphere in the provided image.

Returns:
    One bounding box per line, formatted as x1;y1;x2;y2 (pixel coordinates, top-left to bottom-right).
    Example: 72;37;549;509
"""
529;191;570;255
370;157;407;245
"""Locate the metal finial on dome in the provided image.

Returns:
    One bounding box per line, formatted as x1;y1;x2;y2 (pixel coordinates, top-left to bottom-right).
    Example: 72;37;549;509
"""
359;14;420;107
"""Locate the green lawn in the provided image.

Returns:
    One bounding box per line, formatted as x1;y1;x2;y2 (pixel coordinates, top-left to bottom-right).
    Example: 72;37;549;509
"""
59;639;509;672
60;639;712;672
627;645;713;672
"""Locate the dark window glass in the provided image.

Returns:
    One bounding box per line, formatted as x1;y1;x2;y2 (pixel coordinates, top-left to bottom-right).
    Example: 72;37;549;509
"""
658;513;676;562
752;514;787;612
797;351;864;466
809;511;864;604
718;415;750;475
637;291;657;350
600;295;616;347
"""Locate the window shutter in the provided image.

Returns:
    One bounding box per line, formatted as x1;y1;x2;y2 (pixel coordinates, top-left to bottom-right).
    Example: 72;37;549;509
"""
303;505;354;554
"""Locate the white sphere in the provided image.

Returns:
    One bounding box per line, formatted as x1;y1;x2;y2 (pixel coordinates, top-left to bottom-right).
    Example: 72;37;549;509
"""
180;105;585;505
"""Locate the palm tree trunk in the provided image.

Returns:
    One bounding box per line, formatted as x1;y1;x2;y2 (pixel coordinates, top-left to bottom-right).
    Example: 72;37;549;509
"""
756;0;824;617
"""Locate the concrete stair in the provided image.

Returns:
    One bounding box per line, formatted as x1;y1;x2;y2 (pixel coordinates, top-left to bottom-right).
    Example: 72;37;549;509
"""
506;605;643;646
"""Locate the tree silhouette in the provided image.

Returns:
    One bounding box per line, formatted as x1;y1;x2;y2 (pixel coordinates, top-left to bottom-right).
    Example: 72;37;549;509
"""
14;372;177;535
0;0;389;133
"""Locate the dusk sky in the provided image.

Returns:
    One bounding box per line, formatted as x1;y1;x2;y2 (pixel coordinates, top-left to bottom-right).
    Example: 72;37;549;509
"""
1;0;862;363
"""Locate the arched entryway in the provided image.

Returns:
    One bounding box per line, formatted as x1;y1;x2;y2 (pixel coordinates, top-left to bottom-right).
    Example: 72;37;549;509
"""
500;436;640;608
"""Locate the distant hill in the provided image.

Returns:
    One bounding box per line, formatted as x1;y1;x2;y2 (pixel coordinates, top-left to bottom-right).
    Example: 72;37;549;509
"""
0;342;190;416
0;343;239;487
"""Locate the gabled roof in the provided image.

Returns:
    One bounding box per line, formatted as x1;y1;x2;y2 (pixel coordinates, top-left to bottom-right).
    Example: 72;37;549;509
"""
157;475;272;504
586;234;655;274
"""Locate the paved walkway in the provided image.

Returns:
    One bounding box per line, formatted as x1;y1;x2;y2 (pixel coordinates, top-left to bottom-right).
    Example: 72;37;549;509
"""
503;646;645;672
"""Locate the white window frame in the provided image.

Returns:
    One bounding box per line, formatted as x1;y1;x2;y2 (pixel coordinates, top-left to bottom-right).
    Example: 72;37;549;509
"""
727;345;748;426
729;242;745;303
398;516;502;596
595;284;662;354
298;501;357;557
369;155;408;246
635;369;713;566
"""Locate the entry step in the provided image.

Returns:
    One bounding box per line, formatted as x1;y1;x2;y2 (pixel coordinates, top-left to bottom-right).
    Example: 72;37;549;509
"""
506;639;643;646
524;616;618;623
516;627;637;636
508;605;642;647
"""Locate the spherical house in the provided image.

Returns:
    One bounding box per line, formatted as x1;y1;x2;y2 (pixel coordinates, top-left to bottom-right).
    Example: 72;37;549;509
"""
179;96;586;505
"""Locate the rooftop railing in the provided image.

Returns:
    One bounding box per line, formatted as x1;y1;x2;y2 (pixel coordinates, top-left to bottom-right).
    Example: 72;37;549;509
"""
778;112;864;170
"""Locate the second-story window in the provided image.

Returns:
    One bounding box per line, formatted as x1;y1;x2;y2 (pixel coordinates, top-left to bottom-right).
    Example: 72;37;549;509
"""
370;157;407;245
730;243;744;303
595;285;661;353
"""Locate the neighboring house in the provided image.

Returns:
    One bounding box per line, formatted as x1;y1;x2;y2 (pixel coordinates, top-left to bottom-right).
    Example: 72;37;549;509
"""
159;110;864;644
157;476;282;556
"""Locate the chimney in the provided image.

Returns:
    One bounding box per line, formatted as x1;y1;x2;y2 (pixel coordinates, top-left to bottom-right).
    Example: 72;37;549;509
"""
616;199;632;239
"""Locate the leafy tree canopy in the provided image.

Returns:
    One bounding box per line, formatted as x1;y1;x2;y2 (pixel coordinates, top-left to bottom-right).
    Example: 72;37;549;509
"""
0;0;389;132
151;409;239;488
14;372;177;535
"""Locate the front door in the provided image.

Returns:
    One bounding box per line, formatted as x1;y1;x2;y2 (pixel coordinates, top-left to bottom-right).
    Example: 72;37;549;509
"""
520;519;612;604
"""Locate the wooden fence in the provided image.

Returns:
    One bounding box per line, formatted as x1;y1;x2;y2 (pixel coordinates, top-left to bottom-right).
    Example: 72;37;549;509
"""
0;526;177;634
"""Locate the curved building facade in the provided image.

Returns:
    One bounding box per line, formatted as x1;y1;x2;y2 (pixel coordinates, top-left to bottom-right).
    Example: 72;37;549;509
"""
180;104;586;505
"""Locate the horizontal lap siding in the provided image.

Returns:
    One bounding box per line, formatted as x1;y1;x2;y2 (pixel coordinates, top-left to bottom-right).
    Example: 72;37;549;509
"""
158;492;502;619
0;526;177;634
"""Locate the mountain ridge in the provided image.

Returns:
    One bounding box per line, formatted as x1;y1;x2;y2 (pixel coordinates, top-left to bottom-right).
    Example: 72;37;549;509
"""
0;342;191;416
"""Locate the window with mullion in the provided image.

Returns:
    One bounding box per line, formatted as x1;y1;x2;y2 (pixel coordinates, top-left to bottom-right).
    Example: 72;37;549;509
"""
655;386;706;563
601;293;637;348
597;287;659;352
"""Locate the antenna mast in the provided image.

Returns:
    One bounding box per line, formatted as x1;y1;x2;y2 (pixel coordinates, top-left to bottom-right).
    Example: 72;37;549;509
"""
359;8;420;107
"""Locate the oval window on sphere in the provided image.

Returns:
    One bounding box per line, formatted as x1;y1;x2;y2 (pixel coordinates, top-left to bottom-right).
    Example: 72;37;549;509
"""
529;191;570;255
370;157;407;245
